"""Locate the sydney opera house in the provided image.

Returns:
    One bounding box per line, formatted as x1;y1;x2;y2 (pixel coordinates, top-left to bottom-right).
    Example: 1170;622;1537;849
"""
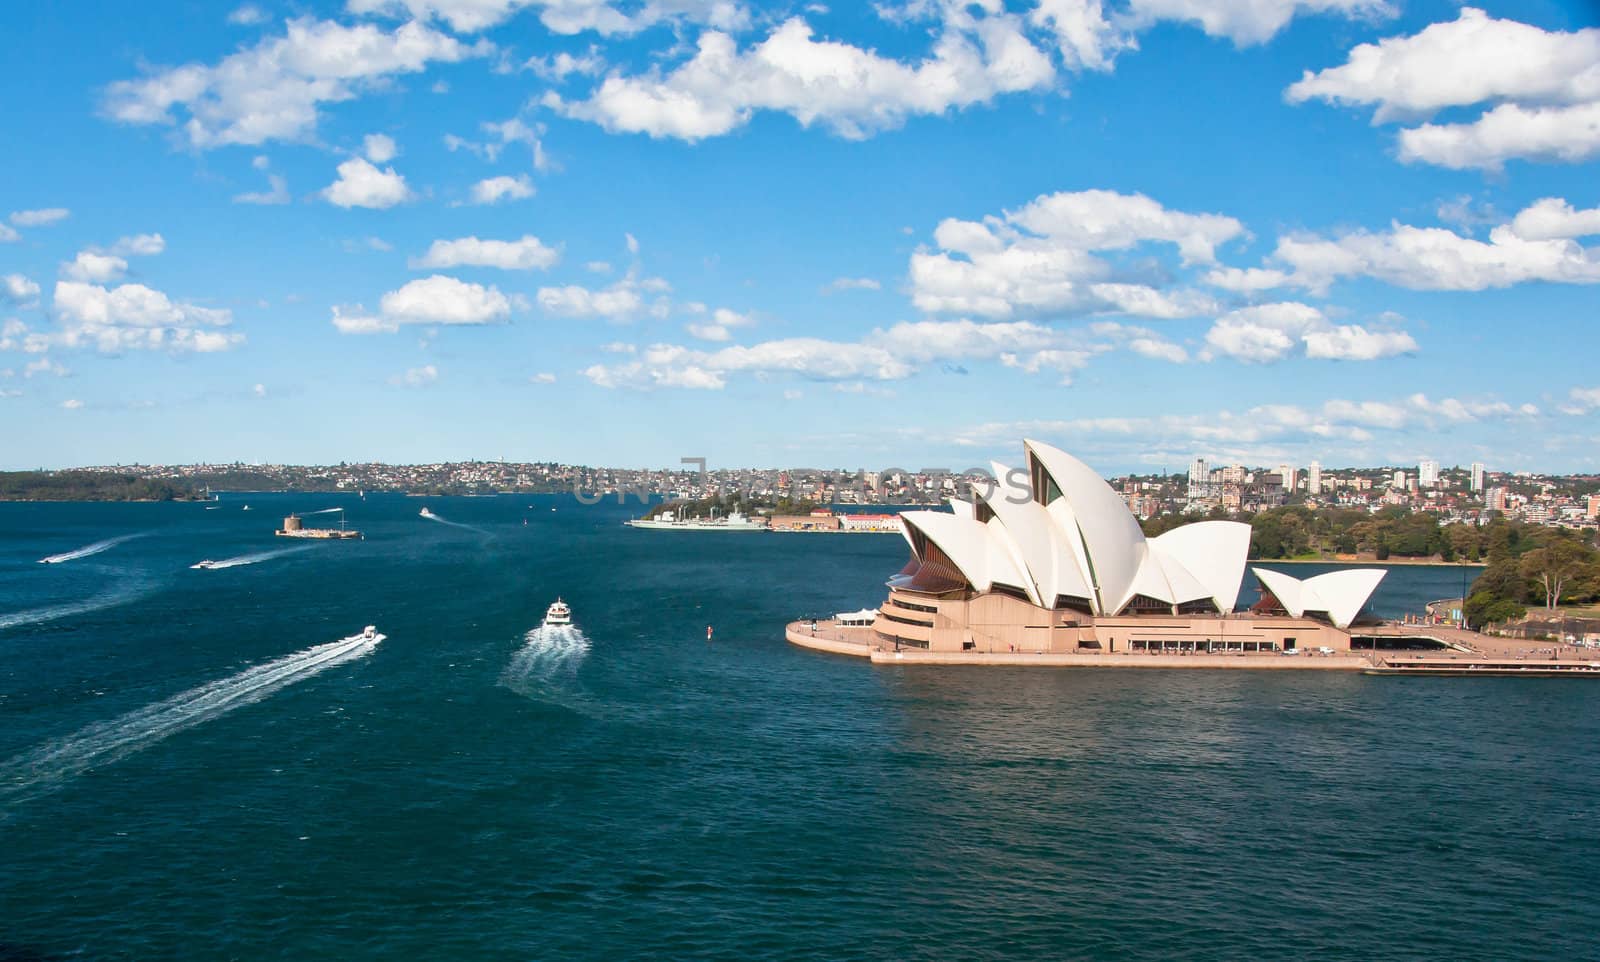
872;440;1388;655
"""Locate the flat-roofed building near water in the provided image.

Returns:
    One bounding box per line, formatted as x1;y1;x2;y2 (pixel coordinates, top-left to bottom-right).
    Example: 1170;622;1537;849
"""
873;440;1386;655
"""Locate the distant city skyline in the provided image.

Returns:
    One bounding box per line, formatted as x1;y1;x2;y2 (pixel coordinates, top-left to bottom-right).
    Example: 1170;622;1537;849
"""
2;2;1598;473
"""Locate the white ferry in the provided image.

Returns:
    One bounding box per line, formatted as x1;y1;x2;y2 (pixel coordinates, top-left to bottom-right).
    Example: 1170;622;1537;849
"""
544;598;573;627
624;508;766;531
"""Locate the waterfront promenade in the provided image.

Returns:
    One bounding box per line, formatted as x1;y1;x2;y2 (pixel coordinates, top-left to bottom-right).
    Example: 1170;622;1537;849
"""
786;620;1597;672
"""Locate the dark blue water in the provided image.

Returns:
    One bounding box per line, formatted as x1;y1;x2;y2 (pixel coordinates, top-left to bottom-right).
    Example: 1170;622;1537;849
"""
1;496;1595;961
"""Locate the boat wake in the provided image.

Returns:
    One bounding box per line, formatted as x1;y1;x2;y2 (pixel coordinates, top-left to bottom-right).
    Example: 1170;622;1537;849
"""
0;630;383;807
302;507;345;515
0;578;152;633
500;625;590;704
419;509;488;535
191;546;312;570
37;533;145;565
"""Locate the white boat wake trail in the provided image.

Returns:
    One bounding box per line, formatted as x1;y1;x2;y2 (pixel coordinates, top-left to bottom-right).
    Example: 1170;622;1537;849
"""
0;631;383;807
194;546;312;569
420;510;488;535
37;533;145;565
0;578;152;633
500;625;590;704
302;507;345;515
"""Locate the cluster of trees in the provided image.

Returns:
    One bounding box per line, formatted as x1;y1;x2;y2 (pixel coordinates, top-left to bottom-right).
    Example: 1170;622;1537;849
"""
0;471;197;502
1142;505;1493;561
1465;522;1600;625
642;493;823;520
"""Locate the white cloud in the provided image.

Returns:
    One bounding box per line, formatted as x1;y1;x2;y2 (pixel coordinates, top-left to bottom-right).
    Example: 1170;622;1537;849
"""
62;252;129;283
47;280;242;353
466;174;534;205
1287;9;1600;170
444;116;548;168
104;18;489;148
390;364;439;387
363;132;397;163
530;372;557;384
823;276;881;293
547;10;1055;141
111;233;166;256
1560;386;1600;415
332;275;516;333
1269;218;1600;292
228;4;268;25
526;49;606;81
537;275;667;321
686;307;754;341
1128;336;1188;363
61;398;84;410
235;173;290;205
10;208;70;227
1203;266;1290;292
910;188;1239;318
253;382;268;397
2;274;40;304
411;235;559;271
346;0;748;35
1201;302;1415;363
0;224;17;243
1126;0;1391;47
24;357;70;378
1508;198;1600;242
321;157;412;208
624;232;639;255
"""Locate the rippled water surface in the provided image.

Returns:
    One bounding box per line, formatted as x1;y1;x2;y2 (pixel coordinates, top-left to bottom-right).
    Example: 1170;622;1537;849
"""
1;496;1595;960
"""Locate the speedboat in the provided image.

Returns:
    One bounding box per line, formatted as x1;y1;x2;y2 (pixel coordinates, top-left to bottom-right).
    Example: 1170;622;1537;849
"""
420;507;436;519
543;598;573;627
191;559;219;570
362;625;378;641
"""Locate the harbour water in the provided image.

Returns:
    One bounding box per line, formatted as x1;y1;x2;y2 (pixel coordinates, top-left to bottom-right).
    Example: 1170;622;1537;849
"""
1;495;1595;960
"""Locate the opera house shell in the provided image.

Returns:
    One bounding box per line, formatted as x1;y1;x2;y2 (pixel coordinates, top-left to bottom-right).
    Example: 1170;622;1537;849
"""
875;440;1386;654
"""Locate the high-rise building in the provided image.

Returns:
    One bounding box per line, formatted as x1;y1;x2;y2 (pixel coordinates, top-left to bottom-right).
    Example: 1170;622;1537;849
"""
1470;462;1485;492
1307;461;1322;496
1418;458;1439;487
1275;463;1297;493
1586;494;1600;521
1486;486;1508;512
1392;470;1407;489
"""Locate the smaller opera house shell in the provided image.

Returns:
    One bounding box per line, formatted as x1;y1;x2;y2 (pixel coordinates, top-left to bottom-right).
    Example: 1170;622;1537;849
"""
876;440;1386;654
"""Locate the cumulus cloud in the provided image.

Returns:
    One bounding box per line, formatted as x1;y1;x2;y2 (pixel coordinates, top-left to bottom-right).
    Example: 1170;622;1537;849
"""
347;0;748;35
0;224;17;243
332;275;517;333
363;132;397;163
411;235;560;271
10;208;70;227
1201;302;1416;363
537;274;668;321
1287;8;1600;169
530;371;557;383
910;188;1238;319
103;18;489;148
228;4;268;25
686;307;754;341
466;174;535;205
547;9;1055;141
2;273;41;305
43;280;242;353
62;252;129;284
1269;217;1600;292
1123;0;1391;47
1507;198;1600;242
321;157;413;208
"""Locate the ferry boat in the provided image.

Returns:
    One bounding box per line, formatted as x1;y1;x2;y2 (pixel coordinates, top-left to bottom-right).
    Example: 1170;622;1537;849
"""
624;508;766;531
543;598;573;627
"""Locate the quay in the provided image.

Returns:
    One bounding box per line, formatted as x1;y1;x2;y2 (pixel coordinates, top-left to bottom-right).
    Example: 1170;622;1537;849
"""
785;620;1600;674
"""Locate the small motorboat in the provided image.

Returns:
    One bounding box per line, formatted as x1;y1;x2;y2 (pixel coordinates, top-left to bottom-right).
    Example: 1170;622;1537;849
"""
362;625;378;641
543;598;573;628
420;508;436;519
191;560;219;570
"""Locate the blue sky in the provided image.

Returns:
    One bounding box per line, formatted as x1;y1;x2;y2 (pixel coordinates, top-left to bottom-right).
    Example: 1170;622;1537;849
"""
1;0;1597;473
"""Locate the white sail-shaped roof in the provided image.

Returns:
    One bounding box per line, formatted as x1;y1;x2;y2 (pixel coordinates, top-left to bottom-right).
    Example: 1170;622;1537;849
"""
978;461;1090;605
1024;440;1148;614
1150;521;1253;612
887;440;1252;620
1252;567;1386;629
